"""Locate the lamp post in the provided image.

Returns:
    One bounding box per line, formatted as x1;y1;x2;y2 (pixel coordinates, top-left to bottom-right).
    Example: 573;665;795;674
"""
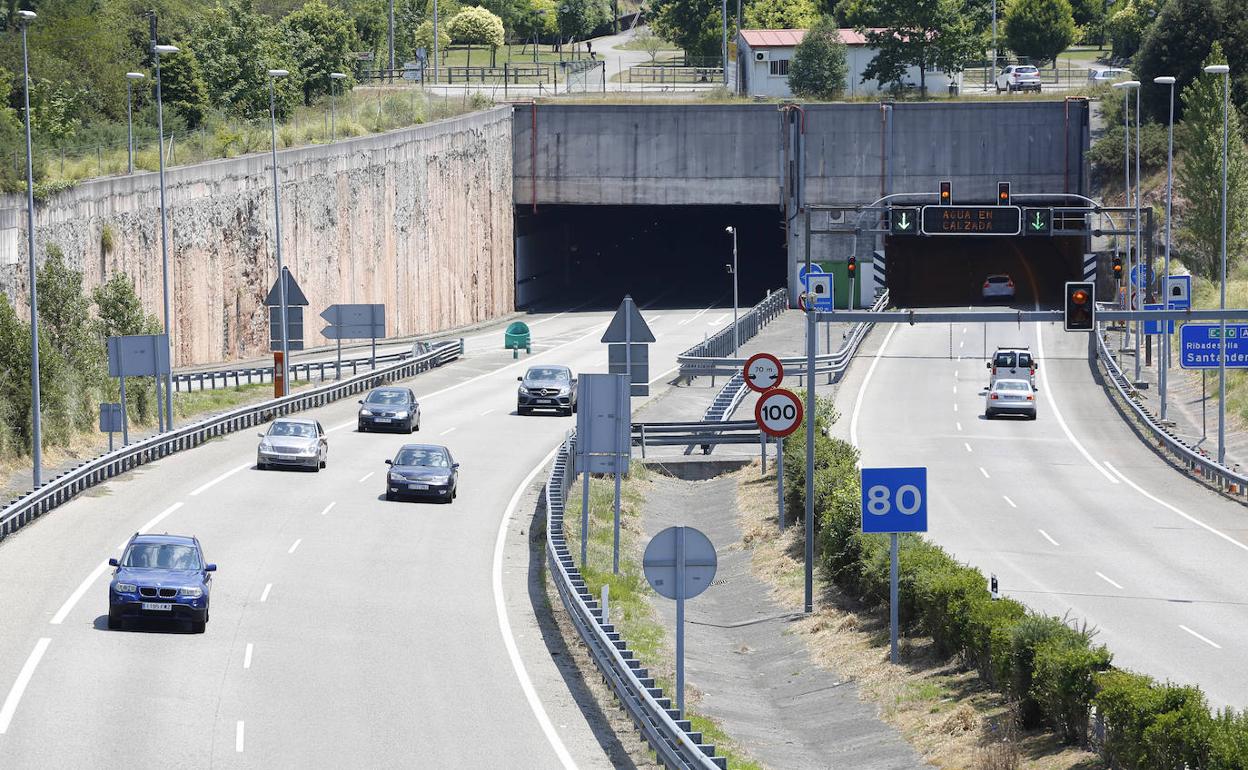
18;9;41;487
990;0;997;90
125;72;145;175
268;69;291;396
1113;80;1140;361
153;43;179;432
1155;75;1176;422
725;226;739;355
721;0;728;87
1204;63;1230;464
329;72;346;142
433;0;440;85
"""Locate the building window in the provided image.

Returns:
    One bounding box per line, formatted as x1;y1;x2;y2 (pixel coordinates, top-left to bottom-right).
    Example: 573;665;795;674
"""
769;59;789;77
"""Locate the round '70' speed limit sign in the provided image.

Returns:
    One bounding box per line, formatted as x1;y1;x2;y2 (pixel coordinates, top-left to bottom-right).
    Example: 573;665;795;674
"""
755;388;803;438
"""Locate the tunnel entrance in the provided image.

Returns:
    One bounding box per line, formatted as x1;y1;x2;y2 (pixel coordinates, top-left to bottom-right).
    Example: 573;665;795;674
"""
514;205;787;310
884;236;1085;308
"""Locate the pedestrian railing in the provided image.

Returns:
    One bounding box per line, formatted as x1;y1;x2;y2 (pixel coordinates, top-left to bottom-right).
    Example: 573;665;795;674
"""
0;340;463;541
172;343;437;392
677;289;788;379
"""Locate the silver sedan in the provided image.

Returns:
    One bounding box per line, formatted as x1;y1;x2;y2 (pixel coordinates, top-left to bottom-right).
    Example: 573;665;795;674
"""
257;418;328;471
985;379;1037;420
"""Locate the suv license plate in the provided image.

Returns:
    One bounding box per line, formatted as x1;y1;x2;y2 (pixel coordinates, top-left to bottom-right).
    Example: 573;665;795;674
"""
141;602;172;611
536;399;552;404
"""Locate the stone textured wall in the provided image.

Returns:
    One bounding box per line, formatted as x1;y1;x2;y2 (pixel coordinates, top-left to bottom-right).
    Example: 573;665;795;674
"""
0;106;514;366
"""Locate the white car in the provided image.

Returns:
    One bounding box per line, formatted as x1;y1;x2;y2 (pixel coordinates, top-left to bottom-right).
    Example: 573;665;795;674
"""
996;65;1042;93
985;378;1037;419
1088;68;1132;85
982;274;1015;300
987;347;1037;390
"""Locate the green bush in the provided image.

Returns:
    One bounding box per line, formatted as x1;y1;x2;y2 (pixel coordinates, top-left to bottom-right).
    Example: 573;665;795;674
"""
965;597;1027;686
1009;615;1083;727
1031;634;1112;743
1094;670;1207;768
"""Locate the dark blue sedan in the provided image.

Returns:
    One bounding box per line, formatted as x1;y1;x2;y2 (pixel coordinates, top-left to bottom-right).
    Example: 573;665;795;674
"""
108;534;216;633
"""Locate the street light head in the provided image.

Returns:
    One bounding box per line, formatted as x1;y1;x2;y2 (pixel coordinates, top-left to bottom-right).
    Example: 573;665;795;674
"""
329;72;347;79
1153;76;1176;85
153;44;179;55
1112;80;1141;89
725;226;734;234
267;69;290;78
17;10;35;20
1204;64;1230;75
126;72;146;80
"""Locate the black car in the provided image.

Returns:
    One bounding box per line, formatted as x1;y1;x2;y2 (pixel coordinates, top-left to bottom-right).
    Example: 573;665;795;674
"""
359;387;421;432
385;444;459;502
517;365;578;416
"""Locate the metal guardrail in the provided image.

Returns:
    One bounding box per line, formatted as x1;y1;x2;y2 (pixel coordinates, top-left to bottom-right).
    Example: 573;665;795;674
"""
544;434;725;769
678;289;789;379
0;340;464;541
172;344;437;392
678;290;890;380
1094;318;1248;497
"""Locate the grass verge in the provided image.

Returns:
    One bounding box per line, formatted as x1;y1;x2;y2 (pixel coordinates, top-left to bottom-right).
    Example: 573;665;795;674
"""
563;464;764;770
733;461;1105;770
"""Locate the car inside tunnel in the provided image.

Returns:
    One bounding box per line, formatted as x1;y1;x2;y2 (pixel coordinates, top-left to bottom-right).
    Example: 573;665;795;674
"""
884;235;1086;309
514;205;787;311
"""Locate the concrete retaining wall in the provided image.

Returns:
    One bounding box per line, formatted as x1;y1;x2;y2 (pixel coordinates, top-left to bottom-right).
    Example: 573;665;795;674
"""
1;107;514;366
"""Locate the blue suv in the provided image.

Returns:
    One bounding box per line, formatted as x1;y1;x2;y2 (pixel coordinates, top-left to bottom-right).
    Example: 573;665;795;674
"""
108;534;216;633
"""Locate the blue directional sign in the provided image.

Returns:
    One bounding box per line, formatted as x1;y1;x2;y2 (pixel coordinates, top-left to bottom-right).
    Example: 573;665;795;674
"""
860;467;927;534
1143;303;1172;335
1166;274;1191;310
1129;264;1148;290
802;273;834;311
797;263;824;282
1180;324;1248;369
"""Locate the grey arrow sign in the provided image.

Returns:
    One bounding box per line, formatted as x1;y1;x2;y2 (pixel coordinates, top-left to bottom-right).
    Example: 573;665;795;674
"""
322;323;386;340
320;304;385;340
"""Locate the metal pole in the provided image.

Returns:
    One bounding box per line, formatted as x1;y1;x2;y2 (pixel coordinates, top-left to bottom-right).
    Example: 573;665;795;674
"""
760;431;767;475
388;0;396;74
126;80;134;174
675;526;687;717
625;296;633;397
118;351;129;446
601;583;609;625
1218;69;1229;464
1123;86;1131;334
331;82;336;142
19;14;41;487
613;468;621;574
1134;85;1142;382
804;285;815;614
731;227;739;355
433;0;440;85
889;532;899;663
990;0;997;89
777;434;784;532
720;0;728;87
269;77;290;395
581;464;590;566
155;47;175;431
336;336;342;380
1159;77;1175;421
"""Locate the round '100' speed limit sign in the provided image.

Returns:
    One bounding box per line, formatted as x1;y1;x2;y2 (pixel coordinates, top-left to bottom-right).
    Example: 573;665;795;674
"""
755;388;803;438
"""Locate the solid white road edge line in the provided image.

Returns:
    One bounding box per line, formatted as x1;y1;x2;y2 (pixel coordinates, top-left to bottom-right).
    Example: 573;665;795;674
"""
1103;461;1248;553
50;560;112;625
849;324;900;451
1038;529;1060;547
236;721;245;752
0;638;51;734
190;462;252;496
492;441;578;770
1033;319;1119;484
440;427;457;436
319;502;336;516
260;584;272;602
287;539;302;555
243;643;254;670
480;409;494;416
1095;571;1124;590
1179;624;1222;649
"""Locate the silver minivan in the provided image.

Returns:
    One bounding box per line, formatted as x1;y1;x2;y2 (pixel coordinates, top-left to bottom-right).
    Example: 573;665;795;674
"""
987;347;1037;390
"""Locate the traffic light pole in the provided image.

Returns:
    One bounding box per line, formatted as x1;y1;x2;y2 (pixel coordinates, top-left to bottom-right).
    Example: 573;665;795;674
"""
815;309;1248;324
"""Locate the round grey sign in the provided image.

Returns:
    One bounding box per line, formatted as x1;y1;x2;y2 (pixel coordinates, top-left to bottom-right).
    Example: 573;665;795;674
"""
642;526;717;601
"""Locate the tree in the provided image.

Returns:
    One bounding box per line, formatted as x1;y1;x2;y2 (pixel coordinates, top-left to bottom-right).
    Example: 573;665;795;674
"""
1104;0;1162;60
788;16;848;99
158;43;211;128
557;0;612;43
282;0;357;104
1176;43;1248;283
1217;0;1248;119
859;0;983;97
447;6;505;66
1003;0;1076;69
92;273;162;426
1134;0;1217;124
415;19;452;54
745;0;820;29
192;0;303;121
632;26;666;63
649;0;724;58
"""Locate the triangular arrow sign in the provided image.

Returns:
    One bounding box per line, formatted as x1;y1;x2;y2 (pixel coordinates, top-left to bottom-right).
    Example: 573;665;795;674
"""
263;267;310;307
601;295;655;343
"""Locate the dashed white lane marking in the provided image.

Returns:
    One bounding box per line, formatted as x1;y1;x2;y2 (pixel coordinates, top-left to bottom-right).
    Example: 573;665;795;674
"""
953;403;959;413
649;315;663;323
964;442;972;453
320;502;336;516
959;340;964;349
138;502;184;534
953;385;958;394
260;584;272;603
1038;529;1060;547
1003;495;1017;508
962;326;967;334
1096;571;1124;590
440;427;457;436
956;421;963;432
480;409;494;416
0;638;51;734
236;721;245;752
358;472;374;483
243;643;254;669
493;442;578;769
287;539;302;555
191;462;252;496
678;302;717;326
979;466;989;478
1179;625;1222;649
708;314;729;326
1104;461;1248;554
51;560;112;625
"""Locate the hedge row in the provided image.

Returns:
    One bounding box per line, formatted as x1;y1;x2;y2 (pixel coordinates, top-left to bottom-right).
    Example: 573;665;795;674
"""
781;402;1248;764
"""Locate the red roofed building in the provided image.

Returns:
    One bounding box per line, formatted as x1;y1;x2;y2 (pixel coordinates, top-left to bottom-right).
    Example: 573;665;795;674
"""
738;28;958;98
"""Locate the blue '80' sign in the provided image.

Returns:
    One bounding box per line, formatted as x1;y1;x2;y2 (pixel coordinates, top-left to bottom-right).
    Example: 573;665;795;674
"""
860;467;928;534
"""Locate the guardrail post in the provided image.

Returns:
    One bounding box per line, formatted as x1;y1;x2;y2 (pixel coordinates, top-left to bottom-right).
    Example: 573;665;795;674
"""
601;583;609;625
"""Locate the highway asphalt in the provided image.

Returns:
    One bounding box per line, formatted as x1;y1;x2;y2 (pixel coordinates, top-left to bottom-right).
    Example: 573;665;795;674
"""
833;310;1248;710
0;302;728;766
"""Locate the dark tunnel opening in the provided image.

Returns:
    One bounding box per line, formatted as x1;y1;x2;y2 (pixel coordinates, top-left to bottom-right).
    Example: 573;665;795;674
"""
884;236;1086;309
514;205;788;311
